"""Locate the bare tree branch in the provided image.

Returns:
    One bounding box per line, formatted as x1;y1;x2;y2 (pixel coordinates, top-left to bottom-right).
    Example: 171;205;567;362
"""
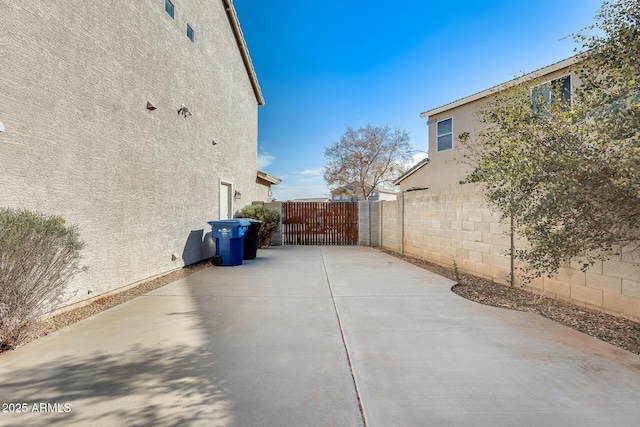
323;125;412;200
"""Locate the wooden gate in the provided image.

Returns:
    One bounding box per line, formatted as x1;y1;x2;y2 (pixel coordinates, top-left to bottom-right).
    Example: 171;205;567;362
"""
282;202;358;245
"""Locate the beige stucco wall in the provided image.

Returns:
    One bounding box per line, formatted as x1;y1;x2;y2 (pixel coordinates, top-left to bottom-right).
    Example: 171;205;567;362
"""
402;64;578;192
376;191;398;201
255;178;274;203
396;169;428;192
0;1;259;309
417;98;486;191
256;183;269;203
376;184;640;321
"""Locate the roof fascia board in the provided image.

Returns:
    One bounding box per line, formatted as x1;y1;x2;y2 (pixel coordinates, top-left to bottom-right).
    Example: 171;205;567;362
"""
419;56;578;119
393;158;429;185
257;170;282;185
222;0;265;106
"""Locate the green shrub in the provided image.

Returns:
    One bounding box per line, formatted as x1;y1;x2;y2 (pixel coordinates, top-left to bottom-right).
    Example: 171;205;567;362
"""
0;208;85;350
452;258;462;284
235;205;281;247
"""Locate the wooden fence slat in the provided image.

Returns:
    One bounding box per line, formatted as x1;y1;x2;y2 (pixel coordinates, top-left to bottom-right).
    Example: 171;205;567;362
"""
282;202;357;245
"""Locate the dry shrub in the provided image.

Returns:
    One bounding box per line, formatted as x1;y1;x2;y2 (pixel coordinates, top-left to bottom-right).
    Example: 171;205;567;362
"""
0;208;85;350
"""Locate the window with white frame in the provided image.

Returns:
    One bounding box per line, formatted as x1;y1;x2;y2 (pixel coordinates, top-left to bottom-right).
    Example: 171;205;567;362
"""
436;118;453;152
186;24;194;42
165;0;175;19
532;74;572;112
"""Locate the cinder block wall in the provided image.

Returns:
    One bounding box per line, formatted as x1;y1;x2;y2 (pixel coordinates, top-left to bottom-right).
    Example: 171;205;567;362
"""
358;201;380;246
0;1;259;309
379;199;402;253
375;183;640;320
402;185;512;283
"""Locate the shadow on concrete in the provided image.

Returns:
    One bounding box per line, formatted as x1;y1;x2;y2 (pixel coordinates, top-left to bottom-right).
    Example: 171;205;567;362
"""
1;344;233;426
1;247;363;427
177;247;364;426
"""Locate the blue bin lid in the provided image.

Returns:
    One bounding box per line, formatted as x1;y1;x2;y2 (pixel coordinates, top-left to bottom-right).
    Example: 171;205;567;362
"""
208;219;251;229
236;217;262;225
236;219;251;227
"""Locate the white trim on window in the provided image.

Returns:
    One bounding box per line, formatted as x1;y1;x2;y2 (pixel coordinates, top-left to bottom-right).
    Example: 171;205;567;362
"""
186;24;194;42
436;117;453;152
531;74;572;110
165;0;175;19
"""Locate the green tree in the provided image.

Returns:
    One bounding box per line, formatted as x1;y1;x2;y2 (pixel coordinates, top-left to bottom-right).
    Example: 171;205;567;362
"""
460;0;640;282
323;124;412;200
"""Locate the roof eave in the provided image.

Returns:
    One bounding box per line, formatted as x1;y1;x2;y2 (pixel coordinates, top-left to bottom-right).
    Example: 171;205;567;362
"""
257;170;282;185
394;158;429;185
223;0;265;106
419;55;579;119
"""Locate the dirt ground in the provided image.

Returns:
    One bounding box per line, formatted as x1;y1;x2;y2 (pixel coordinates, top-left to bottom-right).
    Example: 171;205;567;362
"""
379;248;640;356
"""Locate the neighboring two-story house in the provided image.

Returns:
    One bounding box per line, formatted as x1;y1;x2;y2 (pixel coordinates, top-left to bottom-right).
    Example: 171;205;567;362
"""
256;170;282;202
388;55;640;320
331;183;398;202
395;56;577;190
0;0;263;309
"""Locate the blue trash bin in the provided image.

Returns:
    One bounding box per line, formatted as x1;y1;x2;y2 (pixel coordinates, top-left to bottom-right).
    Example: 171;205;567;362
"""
208;219;250;266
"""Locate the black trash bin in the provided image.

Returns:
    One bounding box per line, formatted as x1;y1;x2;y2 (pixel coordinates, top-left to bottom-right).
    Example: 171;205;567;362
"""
241;219;262;260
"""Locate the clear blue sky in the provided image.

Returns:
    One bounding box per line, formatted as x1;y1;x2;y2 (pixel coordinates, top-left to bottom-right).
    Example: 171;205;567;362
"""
233;0;604;201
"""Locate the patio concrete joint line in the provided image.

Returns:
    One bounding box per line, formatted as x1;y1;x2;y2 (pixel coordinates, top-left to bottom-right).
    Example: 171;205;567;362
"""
320;247;369;427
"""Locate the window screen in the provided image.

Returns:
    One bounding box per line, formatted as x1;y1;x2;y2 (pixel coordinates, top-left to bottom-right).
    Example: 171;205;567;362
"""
437;118;453;152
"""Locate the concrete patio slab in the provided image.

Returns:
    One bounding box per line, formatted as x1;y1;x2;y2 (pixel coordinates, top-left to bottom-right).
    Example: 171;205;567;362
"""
0;247;362;427
1;246;640;427
323;246;640;427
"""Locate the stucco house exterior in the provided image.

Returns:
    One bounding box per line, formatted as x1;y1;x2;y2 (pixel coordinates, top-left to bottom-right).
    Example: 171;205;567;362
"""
0;0;263;310
395;56;577;191
331;184;398;202
393;157;429;191
256;170;282;202
381;55;640;320
369;189;398;202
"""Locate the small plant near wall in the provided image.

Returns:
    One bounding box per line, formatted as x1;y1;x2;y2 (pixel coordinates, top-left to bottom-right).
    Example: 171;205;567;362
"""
235;205;281;247
452;258;462;284
0;208;85;350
